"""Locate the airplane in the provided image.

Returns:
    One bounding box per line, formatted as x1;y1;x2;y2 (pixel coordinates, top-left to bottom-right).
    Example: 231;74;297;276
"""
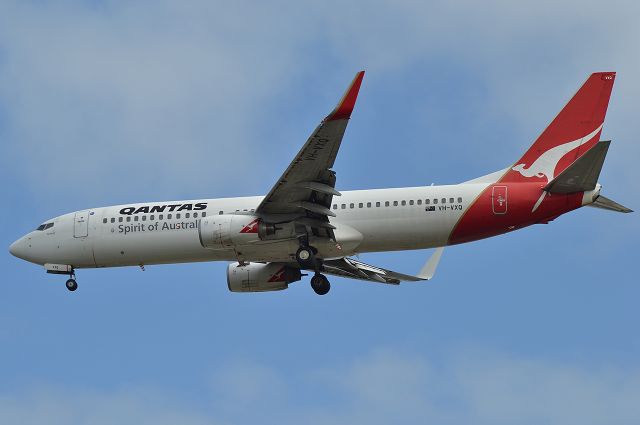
9;71;632;295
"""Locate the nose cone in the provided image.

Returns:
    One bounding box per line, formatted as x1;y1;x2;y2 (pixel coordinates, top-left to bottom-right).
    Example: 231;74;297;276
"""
9;237;27;260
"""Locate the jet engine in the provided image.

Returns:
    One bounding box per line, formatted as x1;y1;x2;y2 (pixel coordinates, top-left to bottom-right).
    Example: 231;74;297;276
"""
199;215;278;249
226;262;302;292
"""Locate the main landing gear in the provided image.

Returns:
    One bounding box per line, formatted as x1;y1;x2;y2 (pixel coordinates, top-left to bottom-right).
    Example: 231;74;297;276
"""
295;245;316;269
310;273;330;295
296;243;331;295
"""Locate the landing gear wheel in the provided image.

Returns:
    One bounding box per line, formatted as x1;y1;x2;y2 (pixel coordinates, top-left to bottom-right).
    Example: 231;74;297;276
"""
310;274;330;295
296;246;316;269
65;278;78;292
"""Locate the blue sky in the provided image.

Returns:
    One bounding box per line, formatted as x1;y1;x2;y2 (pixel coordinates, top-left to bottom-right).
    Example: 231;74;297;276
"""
1;1;638;423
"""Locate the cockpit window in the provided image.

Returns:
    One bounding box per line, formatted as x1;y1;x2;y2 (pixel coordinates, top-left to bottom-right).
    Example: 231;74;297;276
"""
36;222;54;231
36;224;46;231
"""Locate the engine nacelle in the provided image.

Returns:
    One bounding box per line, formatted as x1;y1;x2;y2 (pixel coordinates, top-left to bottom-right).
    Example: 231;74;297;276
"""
199;215;276;249
227;262;302;292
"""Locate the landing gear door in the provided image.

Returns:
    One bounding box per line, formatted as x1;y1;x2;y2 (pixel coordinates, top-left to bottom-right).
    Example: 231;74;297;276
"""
492;186;508;215
74;210;89;238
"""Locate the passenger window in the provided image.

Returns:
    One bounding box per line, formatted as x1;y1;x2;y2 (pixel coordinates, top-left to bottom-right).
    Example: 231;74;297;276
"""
350;203;354;209
433;199;438;204
142;216;147;221
450;198;454;204
176;213;181;219
425;199;430;204
385;201;390;207
417;200;422;205
341;204;346;209
401;200;406;206
168;214;172;219
442;198;446;204
409;200;414;205
393;201;398;206
126;217;131;222
359;203;363;208
111;218;115;223
186;213;190;218
367;202;371;208
193;212;198;218
103;218;107;224
333;204;337;210
119;217;123;222
150;215;155;220
202;212;206;217
376;202;381;207
134;216;139;222
159;214;163;220
458;197;462;203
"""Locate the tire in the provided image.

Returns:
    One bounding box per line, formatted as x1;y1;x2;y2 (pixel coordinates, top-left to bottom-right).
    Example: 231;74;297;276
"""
310;274;330;295
296;246;315;268
65;279;78;292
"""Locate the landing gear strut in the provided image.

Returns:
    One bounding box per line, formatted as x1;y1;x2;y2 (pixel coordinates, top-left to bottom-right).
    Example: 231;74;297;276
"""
63;268;78;292
296;242;330;295
311;273;330;295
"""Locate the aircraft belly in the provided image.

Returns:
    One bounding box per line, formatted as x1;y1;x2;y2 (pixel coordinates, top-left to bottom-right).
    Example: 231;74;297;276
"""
351;215;453;252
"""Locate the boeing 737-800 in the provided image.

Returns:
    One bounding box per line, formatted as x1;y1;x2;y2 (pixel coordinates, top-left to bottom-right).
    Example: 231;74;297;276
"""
9;71;632;295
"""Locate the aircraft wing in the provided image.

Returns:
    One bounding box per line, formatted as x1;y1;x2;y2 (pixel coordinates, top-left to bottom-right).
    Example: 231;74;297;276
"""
255;71;365;237
319;248;444;285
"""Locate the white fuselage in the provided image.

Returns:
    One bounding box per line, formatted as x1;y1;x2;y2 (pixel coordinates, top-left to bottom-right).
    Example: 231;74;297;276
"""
10;183;488;269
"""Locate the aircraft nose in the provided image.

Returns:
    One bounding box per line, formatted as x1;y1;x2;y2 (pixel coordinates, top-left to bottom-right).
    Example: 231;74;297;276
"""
9;237;27;260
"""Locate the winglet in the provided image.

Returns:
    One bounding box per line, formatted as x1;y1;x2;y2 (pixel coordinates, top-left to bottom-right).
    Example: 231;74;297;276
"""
326;71;365;121
417;247;444;280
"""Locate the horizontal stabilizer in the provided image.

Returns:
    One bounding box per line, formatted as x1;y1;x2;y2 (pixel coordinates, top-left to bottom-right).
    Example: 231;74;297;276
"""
588;195;633;213
544;141;610;193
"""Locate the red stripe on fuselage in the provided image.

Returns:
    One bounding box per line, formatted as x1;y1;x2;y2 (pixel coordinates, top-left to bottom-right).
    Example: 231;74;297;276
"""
449;183;583;245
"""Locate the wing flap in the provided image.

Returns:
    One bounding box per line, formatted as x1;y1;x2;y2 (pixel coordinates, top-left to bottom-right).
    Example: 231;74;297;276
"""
320;248;444;285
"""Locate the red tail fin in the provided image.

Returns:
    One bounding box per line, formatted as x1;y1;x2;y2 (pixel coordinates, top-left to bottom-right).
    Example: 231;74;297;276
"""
502;72;615;184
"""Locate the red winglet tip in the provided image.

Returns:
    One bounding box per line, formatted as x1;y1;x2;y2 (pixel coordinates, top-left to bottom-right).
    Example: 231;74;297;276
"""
327;70;365;121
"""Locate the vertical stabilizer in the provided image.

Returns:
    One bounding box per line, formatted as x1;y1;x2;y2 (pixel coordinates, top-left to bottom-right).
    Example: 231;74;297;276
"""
503;72;615;185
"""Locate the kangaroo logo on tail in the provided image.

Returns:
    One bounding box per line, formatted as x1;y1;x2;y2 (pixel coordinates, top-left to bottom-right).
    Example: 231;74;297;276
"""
512;124;603;184
511;124;603;212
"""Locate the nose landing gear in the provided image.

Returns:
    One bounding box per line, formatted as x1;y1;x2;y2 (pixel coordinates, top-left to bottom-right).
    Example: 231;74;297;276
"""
65;278;78;292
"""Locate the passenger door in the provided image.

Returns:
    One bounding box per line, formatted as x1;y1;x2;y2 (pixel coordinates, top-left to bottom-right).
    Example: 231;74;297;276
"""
74;210;89;238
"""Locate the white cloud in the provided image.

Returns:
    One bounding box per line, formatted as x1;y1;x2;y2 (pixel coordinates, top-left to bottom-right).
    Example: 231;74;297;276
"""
1;0;638;205
3;348;639;425
0;385;219;425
